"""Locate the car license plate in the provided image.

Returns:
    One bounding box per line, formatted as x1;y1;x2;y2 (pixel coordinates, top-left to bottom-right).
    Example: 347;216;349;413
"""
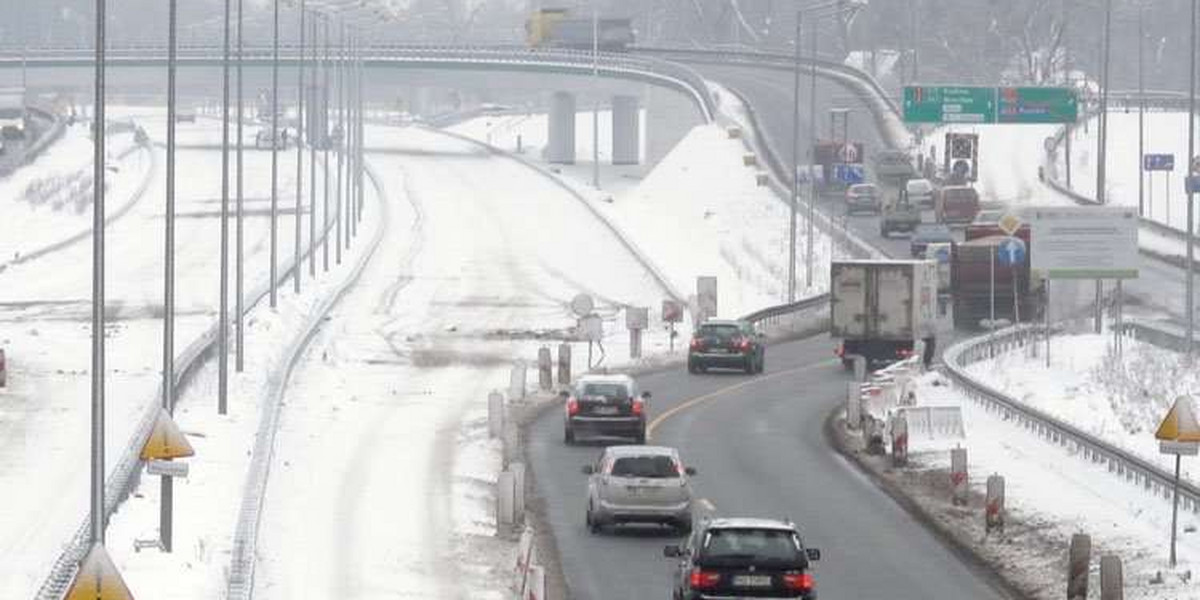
594;406;619;415
709;348;728;353
733;574;772;587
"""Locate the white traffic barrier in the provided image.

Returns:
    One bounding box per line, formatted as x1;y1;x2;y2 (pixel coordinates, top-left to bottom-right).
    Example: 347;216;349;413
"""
951;447;968;506
891;411;908;467
1100;555;1123;600
511;461;526;520
497;469;516;531
527;565;546;600
845;382;861;429
537;347;552;391
488;391;504;439
509;362;527;401
557;343;571;385
985;474;1005;533
902;406;966;440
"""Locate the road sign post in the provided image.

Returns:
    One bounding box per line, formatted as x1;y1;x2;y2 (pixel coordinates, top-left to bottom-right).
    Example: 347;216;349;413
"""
1154;396;1200;567
997;236;1026;324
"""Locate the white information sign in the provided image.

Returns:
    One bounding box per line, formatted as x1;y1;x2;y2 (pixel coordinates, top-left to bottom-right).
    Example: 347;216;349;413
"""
1030;207;1138;279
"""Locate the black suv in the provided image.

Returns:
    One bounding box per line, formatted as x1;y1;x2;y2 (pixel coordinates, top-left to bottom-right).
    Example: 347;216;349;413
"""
688;320;765;374
664;517;821;600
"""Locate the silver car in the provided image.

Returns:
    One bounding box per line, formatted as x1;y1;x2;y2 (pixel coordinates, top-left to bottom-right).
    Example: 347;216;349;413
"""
582;445;696;535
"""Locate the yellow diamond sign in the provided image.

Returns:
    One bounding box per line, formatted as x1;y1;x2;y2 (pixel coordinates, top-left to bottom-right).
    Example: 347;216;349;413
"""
1156;396;1200;442
998;212;1022;236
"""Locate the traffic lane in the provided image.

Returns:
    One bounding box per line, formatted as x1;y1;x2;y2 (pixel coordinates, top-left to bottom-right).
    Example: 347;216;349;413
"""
528;335;843;600
652;336;1014;600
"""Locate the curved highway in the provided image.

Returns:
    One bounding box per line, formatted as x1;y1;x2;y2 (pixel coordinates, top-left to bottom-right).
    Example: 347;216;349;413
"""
528;335;1016;599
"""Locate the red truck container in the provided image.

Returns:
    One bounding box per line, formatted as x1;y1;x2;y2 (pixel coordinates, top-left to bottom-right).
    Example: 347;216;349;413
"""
950;234;1041;330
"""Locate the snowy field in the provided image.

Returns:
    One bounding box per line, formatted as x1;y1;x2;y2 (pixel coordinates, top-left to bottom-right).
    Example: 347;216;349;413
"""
449;92;837;319
1057;112;1196;231
881;332;1200;598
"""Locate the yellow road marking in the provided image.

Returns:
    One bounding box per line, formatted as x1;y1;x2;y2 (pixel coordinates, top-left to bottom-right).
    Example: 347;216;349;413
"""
647;360;833;440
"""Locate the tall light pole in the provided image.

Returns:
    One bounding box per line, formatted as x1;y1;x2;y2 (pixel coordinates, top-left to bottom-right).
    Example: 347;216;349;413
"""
161;0;179;553
322;14;331;273
91;0;109;547
235;0;245;371
806;14;816;289
294;0;306;294
1093;0;1112;335
270;0;280;306
1187;0;1197;357
592;6;601;190
788;11;800;302
218;0;231;414
308;13;318;278
335;19;345;266
1138;2;1145;219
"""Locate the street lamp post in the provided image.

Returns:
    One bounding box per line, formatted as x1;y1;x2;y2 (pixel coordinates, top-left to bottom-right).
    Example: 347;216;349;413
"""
91;0;109;546
335;20;344;266
1187;0;1197;357
161;0;179;553
270;0;280;306
1138;2;1145;219
308;13;318;278
235;0;245;371
788;12;800;302
1093;0;1113;335
294;0;306;294
218;0;231;414
322;14;331;273
806;15;816;289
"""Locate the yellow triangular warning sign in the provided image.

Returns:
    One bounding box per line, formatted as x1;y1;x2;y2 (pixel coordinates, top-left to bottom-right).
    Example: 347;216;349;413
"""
1155;397;1200;442
64;543;135;600
139;408;195;460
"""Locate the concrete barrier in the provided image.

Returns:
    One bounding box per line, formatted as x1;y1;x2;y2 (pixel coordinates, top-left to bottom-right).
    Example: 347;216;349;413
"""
537;347;552;391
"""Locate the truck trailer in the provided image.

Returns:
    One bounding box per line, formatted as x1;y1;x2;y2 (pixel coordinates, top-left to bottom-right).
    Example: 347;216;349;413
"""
831;259;939;369
950;233;1041;330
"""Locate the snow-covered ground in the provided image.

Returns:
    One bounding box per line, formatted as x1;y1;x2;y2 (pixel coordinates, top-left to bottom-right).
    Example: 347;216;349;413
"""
449;91;837;319
0;106;324;597
885;332;1200;598
1057;112;1195;231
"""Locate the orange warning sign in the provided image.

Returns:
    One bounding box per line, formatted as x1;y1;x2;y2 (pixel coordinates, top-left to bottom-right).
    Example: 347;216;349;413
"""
64;543;135;600
139;408;195;461
1155;397;1200;442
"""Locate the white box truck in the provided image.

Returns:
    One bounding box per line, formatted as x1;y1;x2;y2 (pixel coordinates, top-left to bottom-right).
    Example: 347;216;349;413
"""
831;259;939;369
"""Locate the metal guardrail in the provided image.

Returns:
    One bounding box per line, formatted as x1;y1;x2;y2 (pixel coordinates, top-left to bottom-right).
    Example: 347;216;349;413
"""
942;323;1200;514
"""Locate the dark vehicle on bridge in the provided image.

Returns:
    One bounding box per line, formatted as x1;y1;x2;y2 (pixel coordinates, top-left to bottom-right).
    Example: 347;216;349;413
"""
583;445;696;535
664;517;821;600
562;374;649;444
526;8;634;51
687;319;765;374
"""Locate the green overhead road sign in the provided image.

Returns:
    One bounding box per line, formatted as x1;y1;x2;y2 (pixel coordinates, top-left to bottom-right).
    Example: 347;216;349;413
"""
998;87;1078;123
904;86;1077;124
904;86;995;123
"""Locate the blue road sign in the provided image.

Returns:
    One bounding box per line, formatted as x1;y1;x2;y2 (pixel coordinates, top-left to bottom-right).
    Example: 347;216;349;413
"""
1188;175;1200;195
1144;153;1175;171
934;246;951;264
834;164;865;185
997;236;1027;266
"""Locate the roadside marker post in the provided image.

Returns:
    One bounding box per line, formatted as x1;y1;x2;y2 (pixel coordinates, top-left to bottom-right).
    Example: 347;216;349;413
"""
1100;555;1124;600
537;347;552;391
985;474;1005;533
487;391;504;439
950;447;968;506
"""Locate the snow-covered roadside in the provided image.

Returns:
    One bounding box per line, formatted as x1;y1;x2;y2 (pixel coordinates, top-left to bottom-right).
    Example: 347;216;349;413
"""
837;331;1200;599
102;162;383;599
447;85;836;322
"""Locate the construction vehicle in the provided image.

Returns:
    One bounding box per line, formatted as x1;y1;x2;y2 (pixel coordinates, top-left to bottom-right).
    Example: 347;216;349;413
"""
526;8;634;51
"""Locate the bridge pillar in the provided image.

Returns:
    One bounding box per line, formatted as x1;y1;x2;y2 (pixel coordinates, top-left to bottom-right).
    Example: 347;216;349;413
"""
547;91;576;164
611;95;640;165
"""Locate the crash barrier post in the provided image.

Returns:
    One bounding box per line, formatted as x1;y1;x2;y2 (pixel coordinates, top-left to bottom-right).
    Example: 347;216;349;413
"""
557;343;571;386
497;469;516;532
1100;555;1123;600
1068;533;1091;600
488;391;504;439
846;383;861;429
891;411;908;467
509;362;527;401
985;474;1005;533
537;347;552;391
0;348;6;388
863;417;885;455
742;152;757;166
511;461;526;522
951;447;968;506
853;355;867;382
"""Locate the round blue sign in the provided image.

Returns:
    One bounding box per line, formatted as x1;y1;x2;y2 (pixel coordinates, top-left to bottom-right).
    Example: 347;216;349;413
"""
997;236;1027;266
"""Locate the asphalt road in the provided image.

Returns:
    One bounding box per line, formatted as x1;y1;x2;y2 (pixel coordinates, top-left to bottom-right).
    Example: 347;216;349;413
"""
528;334;1014;600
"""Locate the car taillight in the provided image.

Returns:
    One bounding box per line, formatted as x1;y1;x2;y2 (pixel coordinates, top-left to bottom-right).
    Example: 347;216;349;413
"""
690;338;702;350
631;400;644;416
834;343;845;357
737;338;751;351
896;348;914;358
783;572;814;592
566;398;579;416
689;569;721;589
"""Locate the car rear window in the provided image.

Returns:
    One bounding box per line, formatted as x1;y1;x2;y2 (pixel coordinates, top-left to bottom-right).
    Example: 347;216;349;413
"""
609;455;679;478
697;324;741;339
581;383;630;400
702;528;802;563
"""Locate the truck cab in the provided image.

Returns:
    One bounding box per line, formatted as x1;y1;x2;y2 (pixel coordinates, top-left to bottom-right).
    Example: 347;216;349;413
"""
880;188;922;238
935;185;981;225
